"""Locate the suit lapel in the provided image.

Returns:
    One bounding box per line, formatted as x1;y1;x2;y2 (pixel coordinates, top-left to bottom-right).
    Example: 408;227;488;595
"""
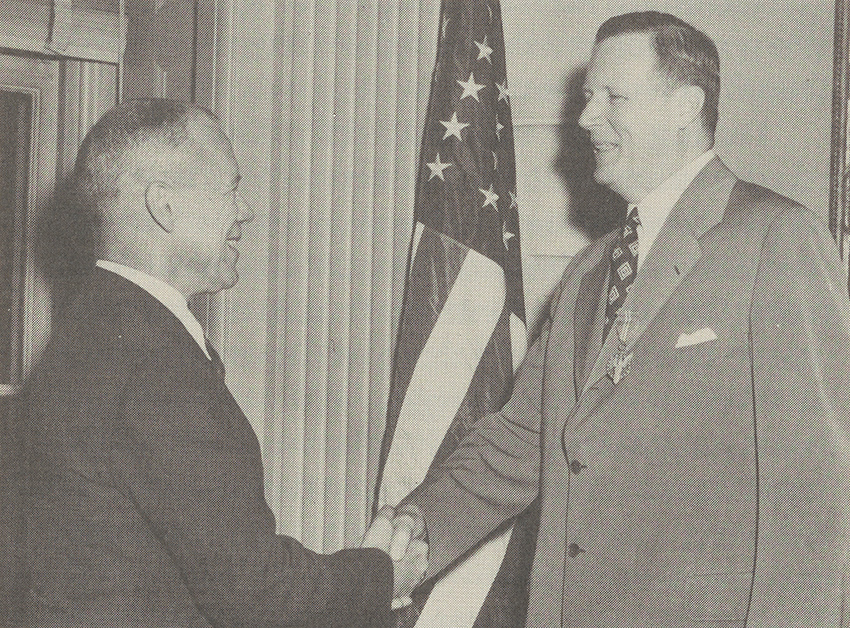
580;157;737;393
572;242;613;397
621;204;702;350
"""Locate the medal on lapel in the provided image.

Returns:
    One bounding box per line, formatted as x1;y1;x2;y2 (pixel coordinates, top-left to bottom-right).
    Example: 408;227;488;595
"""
607;310;634;384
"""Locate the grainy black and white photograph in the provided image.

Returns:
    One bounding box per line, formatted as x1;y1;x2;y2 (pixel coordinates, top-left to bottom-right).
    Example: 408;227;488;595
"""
0;1;848;626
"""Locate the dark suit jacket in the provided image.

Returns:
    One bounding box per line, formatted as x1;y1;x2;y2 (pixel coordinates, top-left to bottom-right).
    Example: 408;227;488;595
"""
409;158;850;627
23;268;392;628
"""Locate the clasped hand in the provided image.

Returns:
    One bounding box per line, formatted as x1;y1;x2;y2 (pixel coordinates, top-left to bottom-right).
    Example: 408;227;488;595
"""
362;504;427;609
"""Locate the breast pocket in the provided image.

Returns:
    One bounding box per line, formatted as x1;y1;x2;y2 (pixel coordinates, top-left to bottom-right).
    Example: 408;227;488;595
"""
673;327;724;361
666;331;728;399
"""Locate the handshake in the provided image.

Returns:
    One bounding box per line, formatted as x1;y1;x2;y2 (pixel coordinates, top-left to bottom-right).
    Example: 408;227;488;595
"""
362;504;428;609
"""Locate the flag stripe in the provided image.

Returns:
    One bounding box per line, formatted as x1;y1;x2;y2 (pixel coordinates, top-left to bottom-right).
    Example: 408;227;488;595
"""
510;312;528;372
409;221;426;277
417;525;514;628
380;233;505;505
379;224;470;470
426;309;520;471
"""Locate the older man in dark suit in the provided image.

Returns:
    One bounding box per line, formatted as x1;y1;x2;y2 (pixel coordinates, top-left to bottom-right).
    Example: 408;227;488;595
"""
368;11;850;627
23;99;426;627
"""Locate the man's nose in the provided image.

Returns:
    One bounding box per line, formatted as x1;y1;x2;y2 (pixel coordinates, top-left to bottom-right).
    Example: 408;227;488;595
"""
237;193;254;223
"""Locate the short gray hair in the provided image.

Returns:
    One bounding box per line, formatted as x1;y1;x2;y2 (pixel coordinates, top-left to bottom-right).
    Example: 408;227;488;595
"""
72;98;220;210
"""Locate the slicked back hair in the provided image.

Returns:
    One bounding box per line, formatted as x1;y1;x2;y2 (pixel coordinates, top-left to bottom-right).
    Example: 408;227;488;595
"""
72;98;220;212
596;11;720;139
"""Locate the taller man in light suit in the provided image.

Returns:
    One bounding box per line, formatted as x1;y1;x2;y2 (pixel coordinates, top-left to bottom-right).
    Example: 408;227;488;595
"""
368;11;850;627
23;99;426;627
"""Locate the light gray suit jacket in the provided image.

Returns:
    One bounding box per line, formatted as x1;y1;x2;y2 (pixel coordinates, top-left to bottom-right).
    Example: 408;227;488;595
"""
409;158;850;627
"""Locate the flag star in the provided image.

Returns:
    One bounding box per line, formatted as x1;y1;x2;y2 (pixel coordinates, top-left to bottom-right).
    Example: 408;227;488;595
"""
441;15;450;39
457;72;485;101
495;115;504;140
503;221;515;249
488;4;493;23
492;151;498;170
479;184;499;209
426;153;451;180
496;79;510;102
440;112;470;140
509;189;518;209
475;36;493;63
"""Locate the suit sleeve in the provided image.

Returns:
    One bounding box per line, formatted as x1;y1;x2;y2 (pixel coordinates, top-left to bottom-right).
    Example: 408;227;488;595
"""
748;206;850;626
405;264;579;578
113;364;392;628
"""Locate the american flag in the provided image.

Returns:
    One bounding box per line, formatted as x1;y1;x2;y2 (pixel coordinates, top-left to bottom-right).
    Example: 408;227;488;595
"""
374;1;530;626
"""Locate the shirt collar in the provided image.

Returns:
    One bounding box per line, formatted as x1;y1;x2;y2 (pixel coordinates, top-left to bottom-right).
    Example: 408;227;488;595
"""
95;260;210;359
632;149;716;233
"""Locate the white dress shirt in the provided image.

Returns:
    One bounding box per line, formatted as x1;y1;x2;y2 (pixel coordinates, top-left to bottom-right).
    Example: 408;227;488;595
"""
96;259;211;359
632;149;715;272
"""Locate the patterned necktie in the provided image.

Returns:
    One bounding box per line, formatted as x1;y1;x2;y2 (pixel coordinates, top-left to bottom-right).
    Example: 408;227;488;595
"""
603;205;640;342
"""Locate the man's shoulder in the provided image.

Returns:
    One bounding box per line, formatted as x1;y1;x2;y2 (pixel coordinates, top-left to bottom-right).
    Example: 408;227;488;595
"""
566;229;618;277
723;177;825;238
545;229;617;314
30;270;184;386
50;272;151;349
729;179;805;213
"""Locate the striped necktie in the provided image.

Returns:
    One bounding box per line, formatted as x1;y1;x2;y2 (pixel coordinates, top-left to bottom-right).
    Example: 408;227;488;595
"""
603;205;640;342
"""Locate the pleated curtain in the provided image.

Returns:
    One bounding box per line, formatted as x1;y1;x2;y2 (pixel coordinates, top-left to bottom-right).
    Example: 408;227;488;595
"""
215;0;440;553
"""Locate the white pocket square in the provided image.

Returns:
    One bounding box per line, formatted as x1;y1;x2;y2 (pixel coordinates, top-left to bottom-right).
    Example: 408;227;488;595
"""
676;327;717;348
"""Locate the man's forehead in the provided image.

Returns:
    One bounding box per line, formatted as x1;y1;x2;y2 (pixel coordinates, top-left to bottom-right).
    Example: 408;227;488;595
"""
183;123;238;174
585;32;660;85
185;116;232;153
133;139;237;190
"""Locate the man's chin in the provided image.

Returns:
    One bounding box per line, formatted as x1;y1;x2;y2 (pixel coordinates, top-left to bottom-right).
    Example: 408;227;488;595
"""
593;163;636;199
204;269;238;294
592;166;616;191
220;272;238;291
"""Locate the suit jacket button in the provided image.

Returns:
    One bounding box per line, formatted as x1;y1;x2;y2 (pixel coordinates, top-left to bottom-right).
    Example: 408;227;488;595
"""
568;543;585;558
570;460;586;475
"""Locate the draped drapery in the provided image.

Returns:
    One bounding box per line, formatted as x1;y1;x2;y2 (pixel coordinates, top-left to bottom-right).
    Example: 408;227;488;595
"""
210;0;440;552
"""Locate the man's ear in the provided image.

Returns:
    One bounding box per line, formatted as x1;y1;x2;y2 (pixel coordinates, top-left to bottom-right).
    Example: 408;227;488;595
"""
145;181;175;233
674;84;705;129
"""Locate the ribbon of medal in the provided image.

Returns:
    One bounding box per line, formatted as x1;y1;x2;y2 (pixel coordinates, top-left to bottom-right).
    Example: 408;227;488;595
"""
607;310;634;384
